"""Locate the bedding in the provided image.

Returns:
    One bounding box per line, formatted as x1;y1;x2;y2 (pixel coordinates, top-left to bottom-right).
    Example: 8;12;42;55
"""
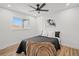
26;41;57;56
16;35;60;55
26;36;60;50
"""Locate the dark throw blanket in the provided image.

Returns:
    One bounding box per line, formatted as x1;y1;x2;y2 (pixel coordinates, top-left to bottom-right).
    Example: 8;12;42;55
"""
16;40;26;55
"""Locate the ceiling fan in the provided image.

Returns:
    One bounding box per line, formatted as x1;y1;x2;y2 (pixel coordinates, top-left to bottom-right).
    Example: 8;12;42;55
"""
28;3;49;14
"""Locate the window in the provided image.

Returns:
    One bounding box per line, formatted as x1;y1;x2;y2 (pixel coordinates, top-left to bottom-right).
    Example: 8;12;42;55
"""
10;16;31;30
10;17;23;29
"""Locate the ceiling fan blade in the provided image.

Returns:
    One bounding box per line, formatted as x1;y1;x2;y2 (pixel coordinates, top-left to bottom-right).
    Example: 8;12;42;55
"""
28;5;36;9
39;3;46;9
40;9;48;11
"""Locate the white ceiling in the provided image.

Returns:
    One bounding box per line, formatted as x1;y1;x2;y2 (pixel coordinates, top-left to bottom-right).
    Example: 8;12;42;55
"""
0;3;79;16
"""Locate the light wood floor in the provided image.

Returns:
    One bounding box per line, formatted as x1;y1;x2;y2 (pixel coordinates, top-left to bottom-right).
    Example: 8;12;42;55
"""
0;43;79;56
57;46;79;56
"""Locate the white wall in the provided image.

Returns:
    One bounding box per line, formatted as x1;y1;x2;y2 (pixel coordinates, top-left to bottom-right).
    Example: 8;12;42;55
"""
39;7;79;49
54;7;79;49
0;8;40;49
36;14;57;37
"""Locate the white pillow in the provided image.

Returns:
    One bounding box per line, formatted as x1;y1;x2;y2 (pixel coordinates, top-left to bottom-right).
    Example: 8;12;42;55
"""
47;31;55;38
42;30;48;36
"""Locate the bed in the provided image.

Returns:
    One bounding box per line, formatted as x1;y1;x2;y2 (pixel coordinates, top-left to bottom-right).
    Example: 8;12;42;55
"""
16;35;60;56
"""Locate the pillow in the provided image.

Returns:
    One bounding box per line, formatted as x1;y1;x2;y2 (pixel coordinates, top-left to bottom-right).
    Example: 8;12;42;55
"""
55;31;60;38
42;30;48;36
47;31;55;38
